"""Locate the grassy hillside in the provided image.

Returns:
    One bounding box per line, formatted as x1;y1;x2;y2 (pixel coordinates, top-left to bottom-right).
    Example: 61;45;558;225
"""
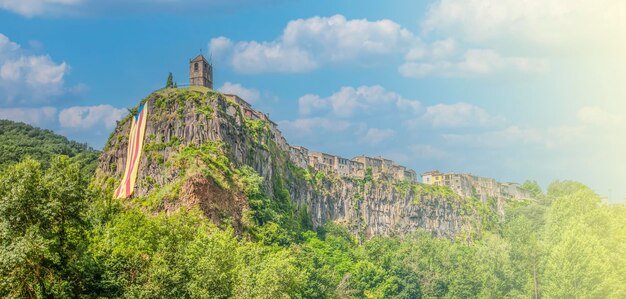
0;119;100;175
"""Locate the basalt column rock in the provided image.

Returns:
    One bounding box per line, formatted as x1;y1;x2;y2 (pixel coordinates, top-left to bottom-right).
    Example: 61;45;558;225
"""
97;87;477;239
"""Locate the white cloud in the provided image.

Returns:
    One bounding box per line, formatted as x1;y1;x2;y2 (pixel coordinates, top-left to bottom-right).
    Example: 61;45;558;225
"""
0;33;70;104
443;125;584;149
210;14;548;78
0;0;283;17
209;36;232;54
396;97;422;114
298;85;420;117
218;82;260;103
363;128;395;145
0;107;57;125
210;15;420;73
58;105;126;130
230;41;317;73
400;48;547;78
298;94;327;115
577;106;625;127
434;107;626;202
278;117;353;135
429;38;457;59
405;38;457;61
0;34;20;58
413;102;503;128
1;55;67;84
286;85;424;153
384;144;452;168
0;0;81;18
281;15;416;60
422;0;626;49
409;144;449;160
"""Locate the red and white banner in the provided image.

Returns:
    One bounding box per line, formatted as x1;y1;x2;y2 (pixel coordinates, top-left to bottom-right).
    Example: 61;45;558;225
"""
114;104;148;199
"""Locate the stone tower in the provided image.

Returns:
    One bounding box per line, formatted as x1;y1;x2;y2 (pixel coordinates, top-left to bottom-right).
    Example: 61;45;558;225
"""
189;54;213;89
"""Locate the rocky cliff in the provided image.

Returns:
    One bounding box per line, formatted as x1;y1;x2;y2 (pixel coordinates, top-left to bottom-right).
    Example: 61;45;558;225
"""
96;87;491;239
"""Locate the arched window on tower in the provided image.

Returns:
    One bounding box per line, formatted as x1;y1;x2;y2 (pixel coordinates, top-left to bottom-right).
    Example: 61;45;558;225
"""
194;62;198;71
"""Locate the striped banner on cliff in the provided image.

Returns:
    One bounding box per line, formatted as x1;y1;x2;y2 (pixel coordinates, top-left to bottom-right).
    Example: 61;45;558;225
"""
114;104;149;199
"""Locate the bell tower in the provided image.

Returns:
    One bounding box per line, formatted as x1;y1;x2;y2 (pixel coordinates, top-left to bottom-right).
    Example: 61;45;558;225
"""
189;54;213;89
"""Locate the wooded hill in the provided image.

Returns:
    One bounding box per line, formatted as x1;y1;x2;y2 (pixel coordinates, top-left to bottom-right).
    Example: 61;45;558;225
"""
0;119;100;176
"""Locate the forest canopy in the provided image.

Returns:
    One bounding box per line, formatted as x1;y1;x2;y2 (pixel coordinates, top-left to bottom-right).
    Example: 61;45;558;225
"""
0;156;624;298
0;120;100;175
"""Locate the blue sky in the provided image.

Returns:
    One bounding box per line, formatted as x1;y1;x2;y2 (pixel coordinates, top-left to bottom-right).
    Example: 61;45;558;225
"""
1;0;625;202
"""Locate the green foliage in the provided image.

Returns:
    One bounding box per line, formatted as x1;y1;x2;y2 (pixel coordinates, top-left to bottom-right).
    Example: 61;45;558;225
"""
313;171;326;185
174;141;233;190
244;118;270;146
249;177;301;245
412;183;459;201
503;182;626;298
0;120;100;176
546;180;590;198
461;196;502;234
1;124;625;298
395;179;411;197
165;72;174;88
197;104;214;118
135;176;184;210
0;157;91;298
364;167;373;182
288;162;313;182
144;136;181;152
87;208;240;298
152;87;211;112
521;180;543;198
240;166;279;228
235;243;308;298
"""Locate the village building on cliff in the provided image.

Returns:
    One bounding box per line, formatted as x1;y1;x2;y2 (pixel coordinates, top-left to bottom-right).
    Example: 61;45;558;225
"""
186;54;529;201
421;171;532;201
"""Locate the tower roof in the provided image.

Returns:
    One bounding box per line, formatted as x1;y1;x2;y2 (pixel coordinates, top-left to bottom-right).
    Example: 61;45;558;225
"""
191;54;208;63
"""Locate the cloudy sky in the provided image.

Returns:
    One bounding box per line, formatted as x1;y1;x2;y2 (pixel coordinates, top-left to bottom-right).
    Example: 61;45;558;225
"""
1;0;625;201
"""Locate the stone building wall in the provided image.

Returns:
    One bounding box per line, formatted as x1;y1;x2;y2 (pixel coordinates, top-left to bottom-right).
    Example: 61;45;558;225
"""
422;170;532;201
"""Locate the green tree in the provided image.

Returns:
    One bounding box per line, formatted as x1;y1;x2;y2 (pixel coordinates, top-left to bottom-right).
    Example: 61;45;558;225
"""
546;180;589;198
540;182;625;298
503;214;542;298
235;244;308;298
0;119;99;176
89;209;192;297
521;180;543;198
543;222;611;298
166;72;174;88
185;225;240;298
295;228;357;298
0;157;89;298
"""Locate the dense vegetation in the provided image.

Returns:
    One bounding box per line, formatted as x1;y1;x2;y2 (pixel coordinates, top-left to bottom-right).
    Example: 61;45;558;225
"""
0;120;100;176
0;110;624;298
1;154;625;298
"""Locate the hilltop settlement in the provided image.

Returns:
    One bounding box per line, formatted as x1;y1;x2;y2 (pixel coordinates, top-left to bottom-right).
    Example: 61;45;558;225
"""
190;54;531;201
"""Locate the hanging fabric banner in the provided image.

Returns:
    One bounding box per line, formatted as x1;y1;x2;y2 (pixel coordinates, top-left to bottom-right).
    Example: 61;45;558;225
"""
114;104;148;199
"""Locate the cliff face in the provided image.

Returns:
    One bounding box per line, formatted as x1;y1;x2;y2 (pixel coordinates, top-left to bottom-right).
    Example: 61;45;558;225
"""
292;178;469;238
97;87;480;239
